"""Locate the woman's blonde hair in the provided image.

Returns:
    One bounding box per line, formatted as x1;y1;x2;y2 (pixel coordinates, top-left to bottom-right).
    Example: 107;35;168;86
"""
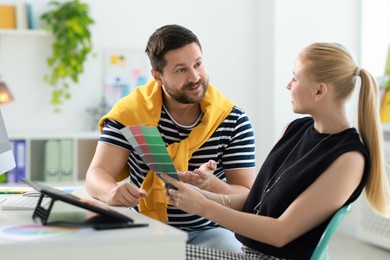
300;43;390;217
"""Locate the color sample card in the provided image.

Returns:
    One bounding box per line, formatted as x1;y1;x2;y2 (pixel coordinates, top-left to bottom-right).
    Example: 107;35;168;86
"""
120;126;179;180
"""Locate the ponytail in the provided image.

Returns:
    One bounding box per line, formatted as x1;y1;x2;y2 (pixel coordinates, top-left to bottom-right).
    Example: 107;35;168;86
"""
358;69;390;217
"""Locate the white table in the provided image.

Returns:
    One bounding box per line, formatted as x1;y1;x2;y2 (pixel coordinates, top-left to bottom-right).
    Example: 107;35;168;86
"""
0;187;187;260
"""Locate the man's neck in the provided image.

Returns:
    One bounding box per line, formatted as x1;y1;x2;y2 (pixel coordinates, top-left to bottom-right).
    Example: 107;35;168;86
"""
163;97;202;126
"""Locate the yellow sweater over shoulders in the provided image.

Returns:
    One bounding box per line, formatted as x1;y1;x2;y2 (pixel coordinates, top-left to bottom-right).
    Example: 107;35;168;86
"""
99;79;234;221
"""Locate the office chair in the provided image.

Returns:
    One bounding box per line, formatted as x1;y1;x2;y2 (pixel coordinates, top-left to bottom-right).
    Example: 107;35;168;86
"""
310;204;352;260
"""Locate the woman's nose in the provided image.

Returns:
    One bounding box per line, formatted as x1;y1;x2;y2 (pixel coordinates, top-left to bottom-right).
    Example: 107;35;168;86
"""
286;81;292;90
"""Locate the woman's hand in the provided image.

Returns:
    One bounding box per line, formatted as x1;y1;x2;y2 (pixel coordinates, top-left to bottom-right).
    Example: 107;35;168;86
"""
177;160;217;190
162;174;209;216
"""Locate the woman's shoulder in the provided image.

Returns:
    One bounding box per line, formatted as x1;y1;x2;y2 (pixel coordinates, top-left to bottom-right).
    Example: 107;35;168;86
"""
276;117;312;139
286;116;313;131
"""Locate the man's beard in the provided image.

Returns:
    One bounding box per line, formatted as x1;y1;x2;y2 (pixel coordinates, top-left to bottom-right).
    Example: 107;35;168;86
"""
163;78;208;104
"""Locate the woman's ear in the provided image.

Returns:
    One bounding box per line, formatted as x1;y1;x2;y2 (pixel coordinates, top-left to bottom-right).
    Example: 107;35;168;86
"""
151;70;163;86
314;83;328;101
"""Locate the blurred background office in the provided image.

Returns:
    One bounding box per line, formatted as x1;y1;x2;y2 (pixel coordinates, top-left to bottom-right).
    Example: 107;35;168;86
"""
0;0;389;258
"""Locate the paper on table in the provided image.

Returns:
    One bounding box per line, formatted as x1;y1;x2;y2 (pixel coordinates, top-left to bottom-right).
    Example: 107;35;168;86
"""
0;224;92;243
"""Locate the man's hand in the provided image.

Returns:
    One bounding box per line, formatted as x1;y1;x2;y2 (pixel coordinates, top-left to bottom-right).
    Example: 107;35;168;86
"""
177;160;217;189
105;182;147;207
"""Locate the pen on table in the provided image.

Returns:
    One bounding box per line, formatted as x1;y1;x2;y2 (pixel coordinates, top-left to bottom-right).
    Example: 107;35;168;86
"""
0;189;31;195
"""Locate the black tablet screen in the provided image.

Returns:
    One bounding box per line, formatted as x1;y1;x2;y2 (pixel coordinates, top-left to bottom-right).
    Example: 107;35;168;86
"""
20;178;133;223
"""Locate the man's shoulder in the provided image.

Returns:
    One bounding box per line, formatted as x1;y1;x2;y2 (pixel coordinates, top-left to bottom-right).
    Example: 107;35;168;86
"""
230;106;246;115
220;106;253;132
227;106;250;121
104;118;124;128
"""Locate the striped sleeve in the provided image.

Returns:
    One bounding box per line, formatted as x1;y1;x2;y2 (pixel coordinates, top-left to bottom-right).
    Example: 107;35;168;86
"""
99;119;130;150
222;108;256;170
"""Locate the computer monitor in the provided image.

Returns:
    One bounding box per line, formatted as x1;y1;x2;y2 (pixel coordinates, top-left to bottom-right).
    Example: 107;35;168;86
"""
0;109;15;174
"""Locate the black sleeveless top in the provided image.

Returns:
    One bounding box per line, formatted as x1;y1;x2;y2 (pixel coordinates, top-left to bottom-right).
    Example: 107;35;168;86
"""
235;117;370;259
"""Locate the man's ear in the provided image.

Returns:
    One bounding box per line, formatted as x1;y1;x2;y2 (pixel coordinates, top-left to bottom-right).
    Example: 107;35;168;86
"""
314;83;328;101
151;70;163;86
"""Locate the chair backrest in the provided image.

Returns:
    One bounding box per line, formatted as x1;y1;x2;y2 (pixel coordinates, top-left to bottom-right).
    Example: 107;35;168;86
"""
310;204;352;260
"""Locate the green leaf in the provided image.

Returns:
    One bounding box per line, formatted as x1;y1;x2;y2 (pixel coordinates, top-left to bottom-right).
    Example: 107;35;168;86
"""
41;0;94;112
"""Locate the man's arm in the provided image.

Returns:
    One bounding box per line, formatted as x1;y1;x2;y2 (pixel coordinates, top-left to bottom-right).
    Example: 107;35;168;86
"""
85;142;146;207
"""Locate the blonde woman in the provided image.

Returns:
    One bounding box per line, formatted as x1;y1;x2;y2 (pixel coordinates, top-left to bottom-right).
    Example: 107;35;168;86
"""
163;42;390;259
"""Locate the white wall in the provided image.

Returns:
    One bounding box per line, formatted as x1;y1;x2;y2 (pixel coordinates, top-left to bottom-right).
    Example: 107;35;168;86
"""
272;0;361;137
361;0;390;76
0;0;259;136
0;0;361;167
253;0;361;165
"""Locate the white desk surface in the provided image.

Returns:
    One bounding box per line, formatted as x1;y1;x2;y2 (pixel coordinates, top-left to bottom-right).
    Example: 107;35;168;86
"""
0;187;187;260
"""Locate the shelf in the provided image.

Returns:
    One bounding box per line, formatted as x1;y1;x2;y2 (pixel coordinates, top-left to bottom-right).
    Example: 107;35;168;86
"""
0;29;48;36
9;131;100;140
3;133;99;184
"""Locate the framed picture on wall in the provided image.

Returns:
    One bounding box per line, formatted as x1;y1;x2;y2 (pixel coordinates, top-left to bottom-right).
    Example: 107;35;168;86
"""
103;49;151;108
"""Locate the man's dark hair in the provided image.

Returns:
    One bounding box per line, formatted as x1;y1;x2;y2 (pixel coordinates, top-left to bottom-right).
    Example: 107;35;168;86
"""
145;24;202;73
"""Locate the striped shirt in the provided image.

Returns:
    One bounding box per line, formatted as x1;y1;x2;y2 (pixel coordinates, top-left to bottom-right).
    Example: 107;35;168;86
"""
99;106;256;231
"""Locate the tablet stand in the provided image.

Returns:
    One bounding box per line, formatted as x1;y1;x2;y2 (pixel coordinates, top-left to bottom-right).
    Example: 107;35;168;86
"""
32;193;56;225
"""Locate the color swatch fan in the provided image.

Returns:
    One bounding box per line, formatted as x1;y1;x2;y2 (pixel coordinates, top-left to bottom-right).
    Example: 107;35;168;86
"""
120;125;179;180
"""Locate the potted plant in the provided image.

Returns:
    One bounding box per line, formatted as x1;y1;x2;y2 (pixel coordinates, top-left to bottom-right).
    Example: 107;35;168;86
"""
40;0;94;112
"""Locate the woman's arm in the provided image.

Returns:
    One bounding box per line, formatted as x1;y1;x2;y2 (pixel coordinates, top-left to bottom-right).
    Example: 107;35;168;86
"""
194;187;249;211
163;151;364;247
